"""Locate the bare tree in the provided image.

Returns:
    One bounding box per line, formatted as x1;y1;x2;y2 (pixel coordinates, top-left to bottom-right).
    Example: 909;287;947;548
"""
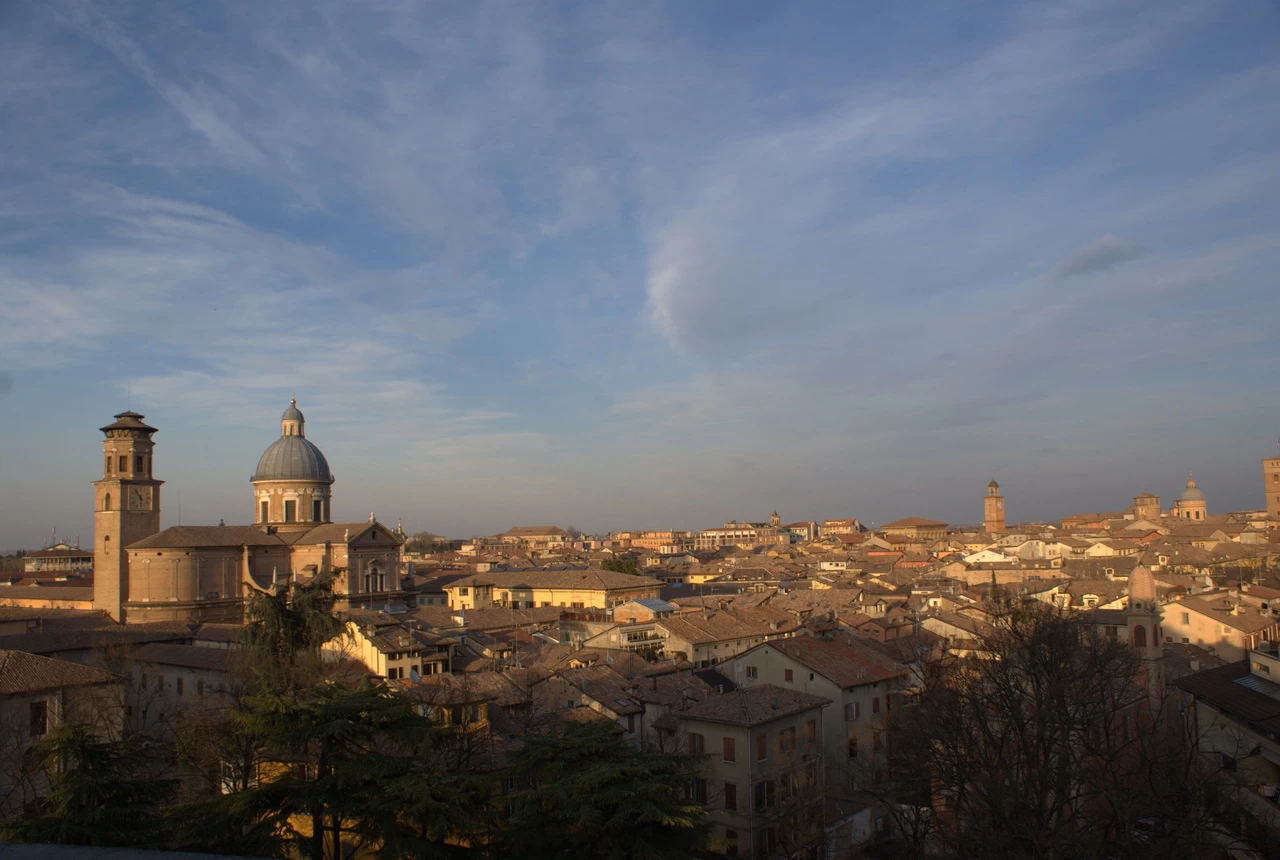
856;603;1249;859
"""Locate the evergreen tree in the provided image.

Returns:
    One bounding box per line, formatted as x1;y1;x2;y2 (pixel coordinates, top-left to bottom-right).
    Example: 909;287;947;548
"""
3;724;176;847
498;721;707;860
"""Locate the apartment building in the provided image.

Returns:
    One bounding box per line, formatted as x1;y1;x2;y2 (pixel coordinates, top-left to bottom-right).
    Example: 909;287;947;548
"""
677;684;831;859
728;635;907;790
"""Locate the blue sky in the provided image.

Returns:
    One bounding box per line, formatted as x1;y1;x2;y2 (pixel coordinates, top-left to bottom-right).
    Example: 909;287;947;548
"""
2;0;1279;549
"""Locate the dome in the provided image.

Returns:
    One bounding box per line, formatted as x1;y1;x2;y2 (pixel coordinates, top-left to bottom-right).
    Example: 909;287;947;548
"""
1180;474;1205;503
253;436;333;482
282;399;304;422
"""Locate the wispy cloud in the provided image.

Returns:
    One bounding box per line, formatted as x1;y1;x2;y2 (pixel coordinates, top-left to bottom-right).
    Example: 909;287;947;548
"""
1;0;1279;546
1053;235;1147;280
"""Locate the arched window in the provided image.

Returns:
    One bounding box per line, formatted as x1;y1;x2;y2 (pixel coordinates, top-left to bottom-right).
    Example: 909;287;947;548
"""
1133;623;1147;648
104;493;111;511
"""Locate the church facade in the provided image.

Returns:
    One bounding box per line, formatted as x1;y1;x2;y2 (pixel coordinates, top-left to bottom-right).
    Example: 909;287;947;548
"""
93;401;404;623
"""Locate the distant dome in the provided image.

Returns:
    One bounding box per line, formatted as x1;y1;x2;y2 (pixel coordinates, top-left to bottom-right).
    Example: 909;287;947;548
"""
282;399;304;422
1180;474;1205;503
1128;565;1156;603
253;436;333;482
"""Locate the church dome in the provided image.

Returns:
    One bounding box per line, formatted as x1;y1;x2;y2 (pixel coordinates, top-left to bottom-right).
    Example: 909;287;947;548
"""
252;399;333;482
253;436;332;482
1180;474;1205;503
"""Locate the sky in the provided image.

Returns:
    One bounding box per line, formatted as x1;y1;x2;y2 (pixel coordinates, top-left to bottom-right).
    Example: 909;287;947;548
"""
2;0;1279;550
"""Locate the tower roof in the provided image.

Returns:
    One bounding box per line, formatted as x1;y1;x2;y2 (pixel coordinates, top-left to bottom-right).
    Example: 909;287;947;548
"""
988;479;999;489
99;411;157;435
1128;565;1156;603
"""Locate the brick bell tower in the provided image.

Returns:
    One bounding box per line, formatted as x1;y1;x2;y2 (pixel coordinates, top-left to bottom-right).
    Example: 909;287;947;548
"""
92;411;162;621
984;479;1005;534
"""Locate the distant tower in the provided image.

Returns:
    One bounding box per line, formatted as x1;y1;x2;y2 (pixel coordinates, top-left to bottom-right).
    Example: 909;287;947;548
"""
984;480;1005;534
1265;438;1280;519
251;399;335;533
770;510;781;528
92;411;163;621
1172;473;1207;521
1126;565;1163;660
1131;492;1161;521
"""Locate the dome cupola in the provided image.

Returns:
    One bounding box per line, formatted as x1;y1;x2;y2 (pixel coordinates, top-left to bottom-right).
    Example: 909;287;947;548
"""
251;398;334;529
1179;473;1205;503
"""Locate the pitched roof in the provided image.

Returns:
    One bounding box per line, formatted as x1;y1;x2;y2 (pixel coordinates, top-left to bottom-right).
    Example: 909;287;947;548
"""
127;525;284;549
880;517;948;529
128;643;242;672
676;683;830;727
1175;661;1280;735
0;650;119;694
760;636;905;688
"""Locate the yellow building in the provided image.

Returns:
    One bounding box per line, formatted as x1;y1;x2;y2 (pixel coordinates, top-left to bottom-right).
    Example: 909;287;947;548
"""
443;567;661;611
878;517;947;541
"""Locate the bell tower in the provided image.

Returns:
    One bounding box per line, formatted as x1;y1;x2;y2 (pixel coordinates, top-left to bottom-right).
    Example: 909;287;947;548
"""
1265;437;1280;519
92;411;162;621
984;479;1005;534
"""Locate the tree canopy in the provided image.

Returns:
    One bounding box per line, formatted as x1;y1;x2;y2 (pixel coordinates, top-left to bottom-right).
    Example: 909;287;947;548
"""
497;721;708;860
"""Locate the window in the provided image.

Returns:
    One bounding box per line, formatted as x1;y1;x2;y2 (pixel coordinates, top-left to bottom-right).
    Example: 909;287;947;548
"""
688;732;704;756
689;777;707;804
756;733;767;761
724;782;737;811
284;500;296;523
105;455;111;474
118;455;127;471
746;665;758;679
1182;612;1190;625
260;501;269;523
779;727;796;753
104;493;111;511
753;780;776;811
754;827;778;857
845;702;855;721
459;588;469;597
723;736;736;762
313;499;323;521
780;772;793;800
873;697;880;714
724;828;739;857
784;668;793;683
30;701;48;736
136;455;144;472
848;736;859;758
806;719;816;744
176;677;184;696
197;680;205;696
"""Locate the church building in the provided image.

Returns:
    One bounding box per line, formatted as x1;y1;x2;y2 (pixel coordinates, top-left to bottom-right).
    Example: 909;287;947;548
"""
93;400;404;623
